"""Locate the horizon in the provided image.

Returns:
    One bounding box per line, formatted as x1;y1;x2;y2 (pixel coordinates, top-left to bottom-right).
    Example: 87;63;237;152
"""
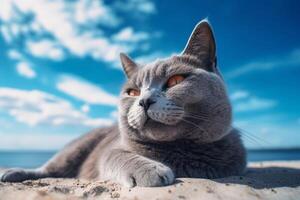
0;0;300;150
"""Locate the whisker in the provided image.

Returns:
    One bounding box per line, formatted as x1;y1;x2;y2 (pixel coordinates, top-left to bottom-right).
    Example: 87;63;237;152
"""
163;110;270;146
188;111;210;117
185;113;210;120
184;115;210;122
234;126;272;146
180;118;206;131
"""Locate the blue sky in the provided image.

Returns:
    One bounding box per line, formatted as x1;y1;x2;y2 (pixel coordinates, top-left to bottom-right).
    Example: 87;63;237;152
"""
0;0;299;150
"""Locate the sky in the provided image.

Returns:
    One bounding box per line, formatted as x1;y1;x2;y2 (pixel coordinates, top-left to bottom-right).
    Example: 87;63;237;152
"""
0;0;299;150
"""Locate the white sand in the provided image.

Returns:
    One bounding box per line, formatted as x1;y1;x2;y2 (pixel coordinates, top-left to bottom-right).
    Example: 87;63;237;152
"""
1;161;300;200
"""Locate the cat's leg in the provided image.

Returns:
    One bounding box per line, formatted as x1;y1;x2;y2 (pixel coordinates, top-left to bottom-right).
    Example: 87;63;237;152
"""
1;128;109;182
1;168;47;182
100;149;175;187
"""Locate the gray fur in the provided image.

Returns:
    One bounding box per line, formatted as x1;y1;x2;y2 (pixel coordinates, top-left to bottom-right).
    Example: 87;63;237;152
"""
1;20;246;187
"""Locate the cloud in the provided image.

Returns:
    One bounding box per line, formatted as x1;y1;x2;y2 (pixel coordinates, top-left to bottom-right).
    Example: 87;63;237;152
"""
135;51;172;64
0;0;158;65
7;49;23;60
7;49;38;79
0;132;79;151
112;27;149;42
26;39;65;61
56;75;118;106
16;61;36;79
0;87;114;127
234;116;300;149
74;0;120;27
110;110;119;120
230;90;277;112
81;104;90;113
114;0;156;14
234;97;277;112
229;90;249;101
226;49;300;78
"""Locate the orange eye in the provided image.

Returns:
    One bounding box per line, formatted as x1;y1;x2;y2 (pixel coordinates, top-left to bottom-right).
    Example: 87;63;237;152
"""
128;89;140;96
166;75;185;88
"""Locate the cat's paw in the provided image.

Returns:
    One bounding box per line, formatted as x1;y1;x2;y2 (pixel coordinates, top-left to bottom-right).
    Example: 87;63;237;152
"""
122;163;174;187
1;168;33;182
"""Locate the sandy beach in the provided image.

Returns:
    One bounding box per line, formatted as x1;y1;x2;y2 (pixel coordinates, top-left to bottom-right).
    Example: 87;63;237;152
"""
1;161;300;200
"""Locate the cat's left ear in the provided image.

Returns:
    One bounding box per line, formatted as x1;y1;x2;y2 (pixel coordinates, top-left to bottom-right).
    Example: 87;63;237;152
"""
182;19;217;73
120;53;138;78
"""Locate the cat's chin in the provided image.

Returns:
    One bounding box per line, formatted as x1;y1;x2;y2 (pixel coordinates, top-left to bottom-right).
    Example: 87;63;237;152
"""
140;119;181;141
144;117;179;128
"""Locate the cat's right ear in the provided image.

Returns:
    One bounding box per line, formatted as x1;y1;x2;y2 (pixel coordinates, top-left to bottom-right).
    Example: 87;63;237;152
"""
182;19;217;73
120;53;138;78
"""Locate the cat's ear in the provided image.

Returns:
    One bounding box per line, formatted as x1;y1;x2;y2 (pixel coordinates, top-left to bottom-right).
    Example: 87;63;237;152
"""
182;19;217;72
120;53;138;78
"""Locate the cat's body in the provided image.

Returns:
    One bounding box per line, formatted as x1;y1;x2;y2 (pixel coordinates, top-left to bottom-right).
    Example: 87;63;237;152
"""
1;20;247;187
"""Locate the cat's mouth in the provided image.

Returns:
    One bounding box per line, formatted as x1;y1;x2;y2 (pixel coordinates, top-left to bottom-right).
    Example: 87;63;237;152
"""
143;112;184;128
127;104;185;130
146;109;184;126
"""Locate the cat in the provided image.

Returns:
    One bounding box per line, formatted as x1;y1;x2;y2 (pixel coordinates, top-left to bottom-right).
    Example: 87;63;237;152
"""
1;19;246;187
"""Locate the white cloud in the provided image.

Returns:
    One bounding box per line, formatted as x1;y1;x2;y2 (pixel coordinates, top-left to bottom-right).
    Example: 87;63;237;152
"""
26;39;65;61
114;0;156;14
226;49;300;78
230;90;249;101
81;104;90;113
74;0;120;27
16;61;36;79
230;90;277;112
0;87;114;127
113;27;149;42
0;132;79;151
7;49;23;60
136;51;172;64
234;116;300;149
56;75;118;106
7;49;39;79
0;0;157;64
110;110;119;120
234;97;277;112
0;26;12;43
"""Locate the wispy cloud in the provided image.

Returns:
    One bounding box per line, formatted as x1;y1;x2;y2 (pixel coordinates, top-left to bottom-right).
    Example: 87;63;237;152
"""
112;27;149;42
136;51;172;64
26;39;65;61
7;49;37;79
226;49;300;78
0;132;79;150
56;75;118;106
0;0;158;65
113;0;156;14
0;87;114;127
230;90;277;112
234;97;277;112
7;49;23;60
234;116;300;149
16;61;36;79
230;90;249;101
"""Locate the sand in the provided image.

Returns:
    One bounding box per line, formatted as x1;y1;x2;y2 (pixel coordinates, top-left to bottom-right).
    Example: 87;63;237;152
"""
1;161;300;200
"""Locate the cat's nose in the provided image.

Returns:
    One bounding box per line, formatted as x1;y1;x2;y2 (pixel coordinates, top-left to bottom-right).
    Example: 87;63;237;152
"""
139;98;156;111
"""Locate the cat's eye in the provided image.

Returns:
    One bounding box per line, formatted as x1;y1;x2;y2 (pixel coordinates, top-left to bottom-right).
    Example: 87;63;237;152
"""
127;89;140;96
166;75;185;88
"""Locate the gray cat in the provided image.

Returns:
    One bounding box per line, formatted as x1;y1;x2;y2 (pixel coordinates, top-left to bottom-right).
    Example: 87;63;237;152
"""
1;20;246;187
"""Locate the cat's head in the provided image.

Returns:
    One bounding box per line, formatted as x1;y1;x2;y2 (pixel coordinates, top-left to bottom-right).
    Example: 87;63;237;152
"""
118;20;232;143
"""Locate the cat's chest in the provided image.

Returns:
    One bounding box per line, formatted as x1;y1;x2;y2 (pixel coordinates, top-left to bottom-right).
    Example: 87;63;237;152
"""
138;143;218;177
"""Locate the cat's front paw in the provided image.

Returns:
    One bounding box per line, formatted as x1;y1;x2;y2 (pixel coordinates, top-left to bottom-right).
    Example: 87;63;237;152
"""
122;163;174;187
1;168;33;182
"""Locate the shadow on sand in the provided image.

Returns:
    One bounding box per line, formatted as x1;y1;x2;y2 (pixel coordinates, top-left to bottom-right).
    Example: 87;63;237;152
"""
215;166;300;189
